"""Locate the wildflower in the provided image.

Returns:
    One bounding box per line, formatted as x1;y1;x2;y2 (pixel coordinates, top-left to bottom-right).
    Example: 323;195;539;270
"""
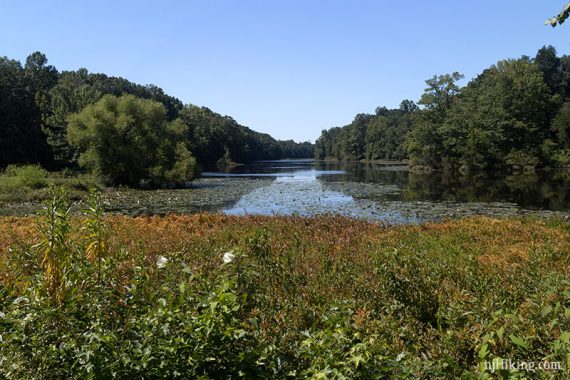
156;255;168;269
223;251;235;264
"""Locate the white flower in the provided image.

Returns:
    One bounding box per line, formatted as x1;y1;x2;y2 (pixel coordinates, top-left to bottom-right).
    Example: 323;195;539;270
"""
223;251;235;264
156;255;168;269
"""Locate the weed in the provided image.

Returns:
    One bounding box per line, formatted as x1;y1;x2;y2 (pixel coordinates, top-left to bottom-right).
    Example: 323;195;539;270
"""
0;202;569;378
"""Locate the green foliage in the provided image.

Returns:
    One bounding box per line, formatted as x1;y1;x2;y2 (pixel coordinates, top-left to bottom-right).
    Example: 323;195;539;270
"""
67;94;197;186
180;105;313;166
440;59;550;171
278;140;314;159
1;203;570;378
1;51;313;178
553;149;570;167
317;46;570;173
3;164;48;189
553;101;570;149
315;101;416;161
408;73;465;169
39;68;184;166
40;69;103;164
1;192;269;378
35;186;73;305
295;305;375;378
216;146;236;168
418;72;464;116
505;150;540;169
546;2;570;26
82;189;107;282
0;53;55;168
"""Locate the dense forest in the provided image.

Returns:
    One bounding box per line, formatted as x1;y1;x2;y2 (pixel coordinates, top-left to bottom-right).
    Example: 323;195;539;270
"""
0;52;313;185
315;46;570;172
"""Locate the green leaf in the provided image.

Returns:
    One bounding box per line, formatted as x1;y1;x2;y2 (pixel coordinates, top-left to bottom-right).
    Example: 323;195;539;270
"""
509;334;528;350
541;305;553;317
182;264;192;274
248;317;259;329
478;343;489;359
496;326;505;340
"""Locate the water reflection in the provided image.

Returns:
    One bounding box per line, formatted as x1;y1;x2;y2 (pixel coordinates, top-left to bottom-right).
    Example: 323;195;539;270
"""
224;175;354;216
222;170;418;223
202;169;345;178
207;159;570;214
399;171;570;211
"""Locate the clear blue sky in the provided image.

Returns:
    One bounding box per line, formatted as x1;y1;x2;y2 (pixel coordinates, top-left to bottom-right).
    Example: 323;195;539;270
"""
1;1;569;142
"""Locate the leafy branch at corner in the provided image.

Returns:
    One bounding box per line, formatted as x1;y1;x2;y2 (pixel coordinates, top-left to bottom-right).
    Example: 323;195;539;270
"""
546;2;570;27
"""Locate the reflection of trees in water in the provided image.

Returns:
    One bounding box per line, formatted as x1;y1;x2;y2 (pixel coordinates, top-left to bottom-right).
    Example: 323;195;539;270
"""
403;172;504;203
316;161;410;187
504;173;539;192
404;170;570;210
530;172;570;210
250;161;570;211
552;171;570;182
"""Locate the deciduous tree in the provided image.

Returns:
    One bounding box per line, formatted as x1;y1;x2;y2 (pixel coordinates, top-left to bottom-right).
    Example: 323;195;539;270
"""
67;94;197;186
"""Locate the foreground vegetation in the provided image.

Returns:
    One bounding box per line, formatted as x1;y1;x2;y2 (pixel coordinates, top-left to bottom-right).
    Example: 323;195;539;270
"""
0;190;568;378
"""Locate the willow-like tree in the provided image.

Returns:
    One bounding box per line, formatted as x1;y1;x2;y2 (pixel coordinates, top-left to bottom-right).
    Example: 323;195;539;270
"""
67;94;197;186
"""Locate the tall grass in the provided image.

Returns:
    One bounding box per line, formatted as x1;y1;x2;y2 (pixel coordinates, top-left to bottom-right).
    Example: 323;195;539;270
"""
82;189;107;282
3;164;48;189
35;186;72;305
0;192;569;378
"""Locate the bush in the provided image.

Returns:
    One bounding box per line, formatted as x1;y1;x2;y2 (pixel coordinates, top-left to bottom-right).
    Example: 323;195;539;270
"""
67;94;197;187
505;149;539;169
3;164;48;189
552;149;570;167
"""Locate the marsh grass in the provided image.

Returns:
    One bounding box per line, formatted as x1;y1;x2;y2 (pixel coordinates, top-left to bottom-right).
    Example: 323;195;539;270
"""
34;186;73;305
82;189;107;282
3;164;48;189
0;193;569;378
0;167;101;206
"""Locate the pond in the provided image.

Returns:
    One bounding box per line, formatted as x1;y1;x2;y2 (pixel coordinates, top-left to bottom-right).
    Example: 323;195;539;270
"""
2;159;570;223
198;159;570;223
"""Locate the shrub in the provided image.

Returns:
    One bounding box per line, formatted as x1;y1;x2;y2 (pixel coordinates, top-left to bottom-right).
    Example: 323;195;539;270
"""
67;94;197;187
552;149;570;167
505;149;539;169
3;164;48;189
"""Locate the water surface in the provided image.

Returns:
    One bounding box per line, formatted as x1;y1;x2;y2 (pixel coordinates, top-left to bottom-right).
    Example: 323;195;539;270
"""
2;160;569;223
200;159;570;223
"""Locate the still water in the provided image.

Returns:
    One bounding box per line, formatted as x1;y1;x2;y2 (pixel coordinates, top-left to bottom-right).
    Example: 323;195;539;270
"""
3;159;569;223
199;159;570;223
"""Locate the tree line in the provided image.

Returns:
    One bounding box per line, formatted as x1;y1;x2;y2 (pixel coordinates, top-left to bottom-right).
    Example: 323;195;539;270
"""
0;52;313;185
315;46;570;173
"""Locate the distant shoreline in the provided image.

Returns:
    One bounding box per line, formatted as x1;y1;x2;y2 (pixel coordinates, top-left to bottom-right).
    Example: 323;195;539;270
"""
317;158;409;165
